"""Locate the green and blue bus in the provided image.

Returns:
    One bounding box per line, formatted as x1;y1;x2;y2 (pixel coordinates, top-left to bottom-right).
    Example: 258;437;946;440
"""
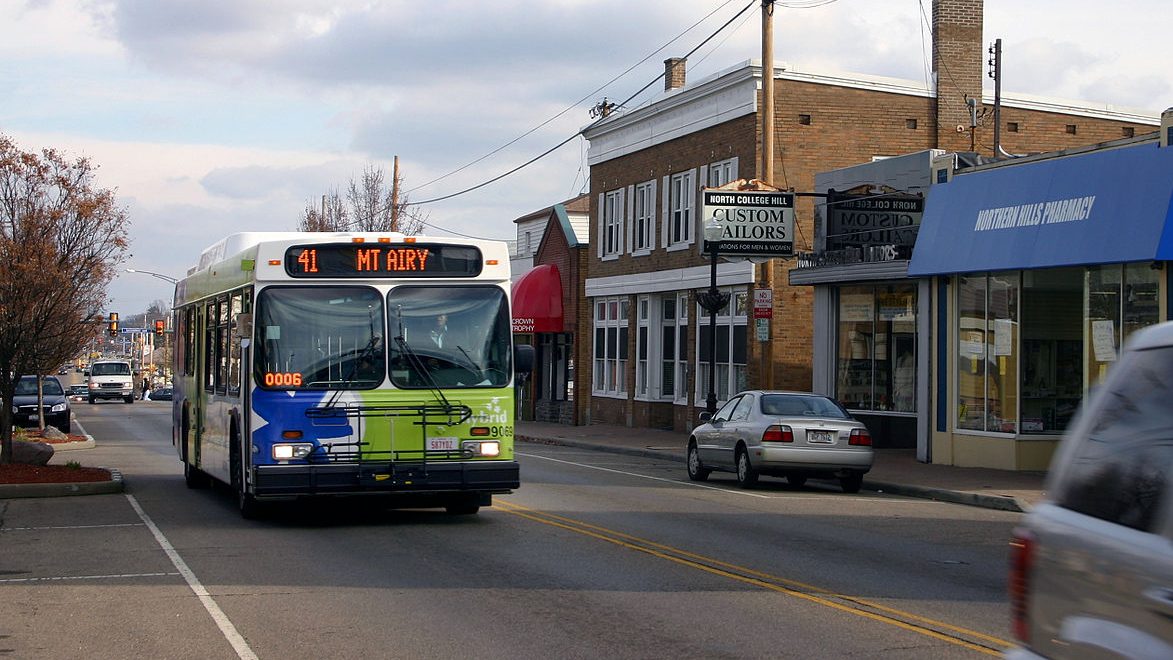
172;232;530;518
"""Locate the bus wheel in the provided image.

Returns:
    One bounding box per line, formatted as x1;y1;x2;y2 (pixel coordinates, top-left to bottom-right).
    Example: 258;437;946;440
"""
230;434;264;519
184;461;208;489
445;494;482;515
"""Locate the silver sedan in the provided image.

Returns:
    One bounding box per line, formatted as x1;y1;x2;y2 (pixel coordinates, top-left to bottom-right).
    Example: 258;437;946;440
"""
687;390;874;492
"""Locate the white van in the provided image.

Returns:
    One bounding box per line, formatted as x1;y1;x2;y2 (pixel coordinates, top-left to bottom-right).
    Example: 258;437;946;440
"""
87;359;135;404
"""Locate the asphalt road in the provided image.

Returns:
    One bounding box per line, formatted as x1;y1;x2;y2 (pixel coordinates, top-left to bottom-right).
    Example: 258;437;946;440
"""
0;402;1019;658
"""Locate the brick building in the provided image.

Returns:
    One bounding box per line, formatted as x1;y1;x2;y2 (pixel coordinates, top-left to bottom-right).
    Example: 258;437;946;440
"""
572;0;1158;435
510;195;590;424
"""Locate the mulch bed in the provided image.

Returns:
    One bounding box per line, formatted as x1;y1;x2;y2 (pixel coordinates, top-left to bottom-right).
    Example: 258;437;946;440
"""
0;463;112;484
2;431;109;484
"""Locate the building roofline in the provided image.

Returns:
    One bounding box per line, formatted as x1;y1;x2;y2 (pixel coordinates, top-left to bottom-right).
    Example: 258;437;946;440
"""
583;59;1161;164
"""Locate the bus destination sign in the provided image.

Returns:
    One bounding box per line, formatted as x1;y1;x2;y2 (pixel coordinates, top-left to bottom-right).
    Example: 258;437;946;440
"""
284;243;483;278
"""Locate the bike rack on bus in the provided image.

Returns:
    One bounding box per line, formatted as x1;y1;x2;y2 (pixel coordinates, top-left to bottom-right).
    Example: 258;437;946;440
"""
302;402;477;482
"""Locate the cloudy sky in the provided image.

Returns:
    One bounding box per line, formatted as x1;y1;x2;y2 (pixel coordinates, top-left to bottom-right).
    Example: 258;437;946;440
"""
2;0;1169;316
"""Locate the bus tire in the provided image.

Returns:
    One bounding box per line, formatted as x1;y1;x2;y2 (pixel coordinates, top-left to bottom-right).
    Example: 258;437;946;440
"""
181;408;208;489
184;461;209;489
445;493;483;515
230;427;264;520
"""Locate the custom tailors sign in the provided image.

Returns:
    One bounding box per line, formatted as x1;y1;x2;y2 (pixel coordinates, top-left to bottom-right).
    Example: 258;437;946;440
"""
701;190;796;256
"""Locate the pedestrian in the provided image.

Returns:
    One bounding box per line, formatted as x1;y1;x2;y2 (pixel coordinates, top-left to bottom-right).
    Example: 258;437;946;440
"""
141;377;150;400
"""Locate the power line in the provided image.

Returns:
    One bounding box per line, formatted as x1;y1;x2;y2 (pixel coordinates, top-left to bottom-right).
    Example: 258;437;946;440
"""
414;0;759;206
406;0;741;197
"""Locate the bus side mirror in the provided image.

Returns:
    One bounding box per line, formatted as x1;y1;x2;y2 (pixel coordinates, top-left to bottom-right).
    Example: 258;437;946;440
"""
513;344;534;375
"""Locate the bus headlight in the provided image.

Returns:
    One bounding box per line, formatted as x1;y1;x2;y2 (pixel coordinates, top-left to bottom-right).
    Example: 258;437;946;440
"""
272;443;314;461
463;440;500;457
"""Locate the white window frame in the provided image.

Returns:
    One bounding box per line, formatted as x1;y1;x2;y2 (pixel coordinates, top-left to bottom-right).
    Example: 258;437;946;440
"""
695;288;749;406
663;170;695;251
601;189;625;260
708;157;738;188
632;180;656;255
636;296;650;399
592;296;629;397
658;293;688;403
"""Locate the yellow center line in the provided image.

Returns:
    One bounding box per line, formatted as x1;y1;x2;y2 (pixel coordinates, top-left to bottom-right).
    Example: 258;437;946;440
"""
496;500;1007;656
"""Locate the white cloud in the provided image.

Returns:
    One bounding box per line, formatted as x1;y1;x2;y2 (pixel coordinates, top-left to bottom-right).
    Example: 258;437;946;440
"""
4;0;1172;316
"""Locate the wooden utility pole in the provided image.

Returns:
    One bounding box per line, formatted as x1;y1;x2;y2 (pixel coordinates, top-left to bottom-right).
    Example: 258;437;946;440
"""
759;0;776;389
391;155;401;232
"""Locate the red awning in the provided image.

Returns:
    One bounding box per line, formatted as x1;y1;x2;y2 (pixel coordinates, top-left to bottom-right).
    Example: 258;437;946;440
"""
511;264;563;333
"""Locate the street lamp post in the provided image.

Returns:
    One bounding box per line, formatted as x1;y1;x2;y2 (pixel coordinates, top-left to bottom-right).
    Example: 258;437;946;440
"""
125;268;178;284
697;217;729;415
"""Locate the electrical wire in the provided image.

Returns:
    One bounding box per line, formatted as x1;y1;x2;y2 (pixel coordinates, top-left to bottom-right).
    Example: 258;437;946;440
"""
413;0;759;206
406;0;741;196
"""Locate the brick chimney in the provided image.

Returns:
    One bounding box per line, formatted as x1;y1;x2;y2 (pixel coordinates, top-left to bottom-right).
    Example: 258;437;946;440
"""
932;0;983;150
664;57;686;91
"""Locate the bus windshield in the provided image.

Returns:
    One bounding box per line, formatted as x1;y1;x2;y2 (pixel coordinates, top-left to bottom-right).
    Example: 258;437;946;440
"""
255;286;385;389
388;285;511;389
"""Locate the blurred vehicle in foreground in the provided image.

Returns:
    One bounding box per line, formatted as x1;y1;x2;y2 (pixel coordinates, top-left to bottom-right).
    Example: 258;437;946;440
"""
1007;321;1173;659
687;390;873;492
12;375;71;434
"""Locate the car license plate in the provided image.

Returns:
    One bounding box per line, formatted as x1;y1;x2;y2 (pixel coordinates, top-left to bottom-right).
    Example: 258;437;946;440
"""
29;414;39;422
426;437;460;452
807;430;834;444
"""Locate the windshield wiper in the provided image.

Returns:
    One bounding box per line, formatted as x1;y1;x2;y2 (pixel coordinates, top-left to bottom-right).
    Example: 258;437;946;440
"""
455;344;483;374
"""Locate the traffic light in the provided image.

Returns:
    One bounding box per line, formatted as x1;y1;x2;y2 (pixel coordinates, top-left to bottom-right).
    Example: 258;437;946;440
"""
154;319;165;336
107;312;119;337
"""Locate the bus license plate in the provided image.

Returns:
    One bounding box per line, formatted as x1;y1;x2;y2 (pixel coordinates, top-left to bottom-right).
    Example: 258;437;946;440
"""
426;437;460;452
807;430;834;444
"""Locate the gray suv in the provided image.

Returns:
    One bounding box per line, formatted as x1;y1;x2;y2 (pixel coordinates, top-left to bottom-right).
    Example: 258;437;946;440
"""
1007;322;1173;658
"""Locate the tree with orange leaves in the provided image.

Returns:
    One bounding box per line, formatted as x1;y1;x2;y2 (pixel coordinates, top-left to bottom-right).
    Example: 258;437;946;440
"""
0;134;130;463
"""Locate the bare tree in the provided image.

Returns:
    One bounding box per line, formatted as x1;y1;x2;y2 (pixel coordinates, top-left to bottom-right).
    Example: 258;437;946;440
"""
297;160;427;235
0;134;129;462
297;189;347;232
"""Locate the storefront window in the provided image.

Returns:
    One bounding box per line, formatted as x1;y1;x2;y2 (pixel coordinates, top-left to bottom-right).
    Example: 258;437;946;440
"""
836;283;917;412
1021;267;1082;433
957;274;988;430
956;272;1020;433
698;288;748;403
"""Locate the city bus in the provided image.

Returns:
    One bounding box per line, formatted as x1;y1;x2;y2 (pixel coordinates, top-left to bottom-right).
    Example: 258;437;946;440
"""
171;232;531;518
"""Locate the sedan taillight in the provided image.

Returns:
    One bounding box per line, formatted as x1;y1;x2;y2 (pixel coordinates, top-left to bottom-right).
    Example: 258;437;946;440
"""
1009;528;1035;644
848;428;871;446
762;425;793;443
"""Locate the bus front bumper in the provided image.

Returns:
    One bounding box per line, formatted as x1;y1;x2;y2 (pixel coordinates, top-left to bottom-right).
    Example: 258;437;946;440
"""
252;460;519;497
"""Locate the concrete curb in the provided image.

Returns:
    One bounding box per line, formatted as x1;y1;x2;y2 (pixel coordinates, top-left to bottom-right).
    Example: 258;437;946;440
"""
517;435;1027;513
863;480;1025;513
0;467;123;499
48;435;96;452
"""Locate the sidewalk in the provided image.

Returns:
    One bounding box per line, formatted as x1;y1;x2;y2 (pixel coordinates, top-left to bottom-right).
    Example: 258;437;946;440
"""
516;421;1048;513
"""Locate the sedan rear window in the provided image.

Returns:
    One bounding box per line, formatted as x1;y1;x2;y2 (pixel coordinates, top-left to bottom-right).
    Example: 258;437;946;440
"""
761;394;849;419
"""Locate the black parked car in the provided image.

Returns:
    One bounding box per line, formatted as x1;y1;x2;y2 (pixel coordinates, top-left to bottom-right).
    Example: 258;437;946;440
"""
12;375;71;434
149;387;173;401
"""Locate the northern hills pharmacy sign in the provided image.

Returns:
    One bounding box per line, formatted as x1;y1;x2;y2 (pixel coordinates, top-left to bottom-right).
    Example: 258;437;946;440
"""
702;189;796;256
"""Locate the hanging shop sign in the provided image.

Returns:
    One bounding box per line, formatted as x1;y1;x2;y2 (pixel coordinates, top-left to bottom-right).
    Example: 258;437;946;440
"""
826;191;924;251
702;190;795;256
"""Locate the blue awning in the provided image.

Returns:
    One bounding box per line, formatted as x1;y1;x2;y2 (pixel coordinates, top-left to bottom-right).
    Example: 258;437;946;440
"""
908;143;1173;276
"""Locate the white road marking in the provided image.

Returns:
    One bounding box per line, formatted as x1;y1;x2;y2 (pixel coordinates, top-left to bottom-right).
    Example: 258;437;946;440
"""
0;572;178;583
515;450;925;505
126;494;259;660
2;523;144;532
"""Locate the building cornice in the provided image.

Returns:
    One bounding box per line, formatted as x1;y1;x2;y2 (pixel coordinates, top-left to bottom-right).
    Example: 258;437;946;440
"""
582;59;1161;166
